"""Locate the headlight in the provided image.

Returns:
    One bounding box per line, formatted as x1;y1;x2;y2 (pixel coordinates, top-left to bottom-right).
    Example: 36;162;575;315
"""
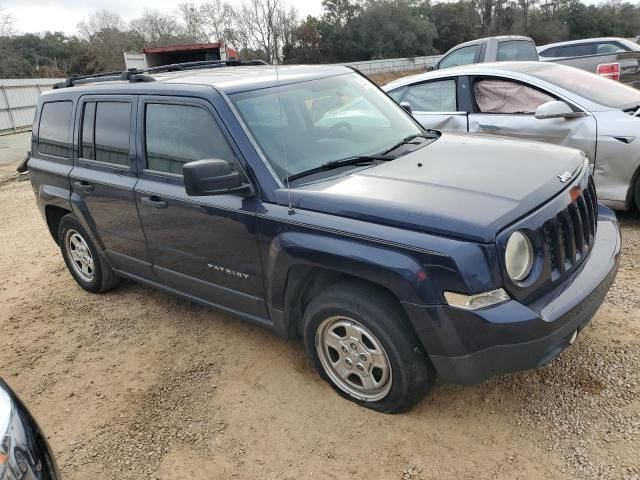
505;231;534;281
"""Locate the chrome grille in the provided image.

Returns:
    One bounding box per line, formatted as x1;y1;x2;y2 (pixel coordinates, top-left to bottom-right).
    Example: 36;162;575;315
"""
544;178;598;275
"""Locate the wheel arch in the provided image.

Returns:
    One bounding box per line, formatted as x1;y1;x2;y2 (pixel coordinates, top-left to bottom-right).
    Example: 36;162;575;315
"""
44;205;71;245
264;231;434;339
626;162;640;210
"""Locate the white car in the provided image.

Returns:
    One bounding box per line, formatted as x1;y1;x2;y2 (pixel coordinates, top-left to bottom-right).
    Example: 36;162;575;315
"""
383;61;640;211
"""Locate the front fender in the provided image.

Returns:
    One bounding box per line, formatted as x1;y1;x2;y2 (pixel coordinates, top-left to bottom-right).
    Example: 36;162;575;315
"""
265;231;440;310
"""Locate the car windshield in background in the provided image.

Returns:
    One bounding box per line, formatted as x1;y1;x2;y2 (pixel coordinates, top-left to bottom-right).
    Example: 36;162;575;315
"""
230;73;422;182
531;64;640;108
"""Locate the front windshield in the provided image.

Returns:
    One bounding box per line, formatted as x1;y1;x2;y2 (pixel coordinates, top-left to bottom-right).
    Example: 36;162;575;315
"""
230;73;422;182
531;64;640;108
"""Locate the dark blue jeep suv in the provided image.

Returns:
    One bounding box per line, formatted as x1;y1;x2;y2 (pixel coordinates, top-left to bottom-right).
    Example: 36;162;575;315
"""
25;61;621;413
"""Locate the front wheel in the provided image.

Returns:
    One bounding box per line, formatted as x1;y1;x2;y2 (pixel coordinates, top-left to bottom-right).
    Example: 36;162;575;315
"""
302;281;435;413
635;176;640;212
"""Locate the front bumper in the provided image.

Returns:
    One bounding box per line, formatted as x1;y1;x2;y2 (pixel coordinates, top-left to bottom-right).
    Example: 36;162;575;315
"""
403;205;621;385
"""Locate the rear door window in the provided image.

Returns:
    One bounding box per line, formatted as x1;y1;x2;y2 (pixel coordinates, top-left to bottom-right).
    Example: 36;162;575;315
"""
561;44;595;57
473;78;554;114
38;101;73;158
539;46;561;58
81;101;131;166
497;40;539;61
439;45;478;69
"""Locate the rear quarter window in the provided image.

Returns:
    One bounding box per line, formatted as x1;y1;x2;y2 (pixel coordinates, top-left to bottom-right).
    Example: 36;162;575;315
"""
38;101;73;158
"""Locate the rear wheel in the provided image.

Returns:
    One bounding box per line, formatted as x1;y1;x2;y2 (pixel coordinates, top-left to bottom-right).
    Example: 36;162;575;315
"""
302;281;435;413
58;214;120;293
635;176;640;212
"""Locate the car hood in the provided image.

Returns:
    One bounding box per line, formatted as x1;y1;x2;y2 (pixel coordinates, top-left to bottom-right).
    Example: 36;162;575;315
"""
275;133;586;242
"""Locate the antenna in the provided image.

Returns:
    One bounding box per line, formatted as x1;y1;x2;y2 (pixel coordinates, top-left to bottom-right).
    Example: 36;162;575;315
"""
274;59;294;215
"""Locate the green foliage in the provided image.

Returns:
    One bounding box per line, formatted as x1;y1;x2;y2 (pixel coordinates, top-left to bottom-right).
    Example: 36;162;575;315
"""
286;0;436;63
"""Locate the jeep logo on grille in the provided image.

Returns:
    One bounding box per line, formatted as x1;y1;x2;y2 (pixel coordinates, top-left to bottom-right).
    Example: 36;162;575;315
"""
557;171;573;183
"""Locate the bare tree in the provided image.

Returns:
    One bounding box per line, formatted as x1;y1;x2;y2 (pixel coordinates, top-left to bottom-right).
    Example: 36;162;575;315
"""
234;0;298;63
201;0;236;42
130;8;181;46
77;9;126;39
0;7;15;77
176;3;208;43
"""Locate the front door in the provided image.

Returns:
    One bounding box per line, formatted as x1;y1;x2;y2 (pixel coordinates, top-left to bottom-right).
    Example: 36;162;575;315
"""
70;96;152;278
467;76;597;162
133;96;268;323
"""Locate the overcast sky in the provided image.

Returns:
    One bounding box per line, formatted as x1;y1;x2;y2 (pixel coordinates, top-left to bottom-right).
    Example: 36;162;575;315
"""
3;0;325;35
4;0;605;35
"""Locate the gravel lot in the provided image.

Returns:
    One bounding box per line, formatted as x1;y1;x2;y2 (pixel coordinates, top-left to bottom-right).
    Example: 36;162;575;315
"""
0;137;638;479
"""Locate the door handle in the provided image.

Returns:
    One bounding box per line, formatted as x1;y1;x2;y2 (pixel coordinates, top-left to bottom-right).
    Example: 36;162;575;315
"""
73;181;95;192
141;196;168;209
479;124;502;132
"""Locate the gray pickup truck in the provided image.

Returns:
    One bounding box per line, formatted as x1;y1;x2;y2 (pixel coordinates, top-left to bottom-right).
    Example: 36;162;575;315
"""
428;35;539;71
431;35;640;87
537;37;640;87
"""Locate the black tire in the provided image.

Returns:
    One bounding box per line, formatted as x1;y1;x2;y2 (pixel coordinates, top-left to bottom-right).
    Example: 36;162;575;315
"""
635;176;640;212
302;280;435;413
58;214;120;293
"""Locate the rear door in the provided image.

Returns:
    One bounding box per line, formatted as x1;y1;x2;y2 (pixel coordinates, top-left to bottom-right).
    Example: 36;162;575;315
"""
387;77;468;132
70;95;153;278
467;76;597;162
133;95;267;322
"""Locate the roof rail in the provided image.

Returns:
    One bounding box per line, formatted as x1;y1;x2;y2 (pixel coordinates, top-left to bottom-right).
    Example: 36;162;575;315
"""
146;59;268;74
53;59;268;89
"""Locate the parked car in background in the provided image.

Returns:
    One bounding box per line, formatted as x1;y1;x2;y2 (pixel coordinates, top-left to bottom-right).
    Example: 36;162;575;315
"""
384;61;640;211
428;35;538;71
537;37;640;87
1;378;59;479
25;61;620;413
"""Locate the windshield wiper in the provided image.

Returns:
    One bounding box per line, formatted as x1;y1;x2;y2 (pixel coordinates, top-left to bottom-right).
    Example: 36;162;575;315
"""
380;133;433;156
286;154;393;182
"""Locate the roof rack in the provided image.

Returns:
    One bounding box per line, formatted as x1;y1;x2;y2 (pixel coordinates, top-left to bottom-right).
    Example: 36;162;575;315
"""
53;59;268;89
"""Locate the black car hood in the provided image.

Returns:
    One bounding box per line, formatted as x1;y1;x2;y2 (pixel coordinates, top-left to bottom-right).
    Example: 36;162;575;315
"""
275;133;586;242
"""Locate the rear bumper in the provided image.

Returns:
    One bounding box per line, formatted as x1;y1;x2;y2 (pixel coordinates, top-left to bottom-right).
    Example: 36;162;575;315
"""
403;206;621;385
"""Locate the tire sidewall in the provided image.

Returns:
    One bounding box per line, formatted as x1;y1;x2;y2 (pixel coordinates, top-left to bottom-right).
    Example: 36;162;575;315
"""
58;215;104;292
303;290;431;413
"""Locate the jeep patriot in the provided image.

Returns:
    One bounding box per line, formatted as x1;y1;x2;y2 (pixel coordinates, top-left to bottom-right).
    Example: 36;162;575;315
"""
24;61;621;413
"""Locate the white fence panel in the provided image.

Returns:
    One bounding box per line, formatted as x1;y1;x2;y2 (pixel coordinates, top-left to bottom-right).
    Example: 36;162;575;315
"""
0;79;62;135
340;55;440;75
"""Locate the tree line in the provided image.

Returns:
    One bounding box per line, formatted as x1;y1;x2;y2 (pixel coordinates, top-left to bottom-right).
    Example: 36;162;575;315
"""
0;0;640;78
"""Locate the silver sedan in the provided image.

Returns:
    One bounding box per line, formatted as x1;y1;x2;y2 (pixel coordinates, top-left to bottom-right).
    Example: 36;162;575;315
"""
383;62;640;211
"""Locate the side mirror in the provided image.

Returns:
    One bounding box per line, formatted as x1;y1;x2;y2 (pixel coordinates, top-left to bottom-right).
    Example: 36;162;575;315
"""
183;159;252;197
427;65;435;72
535;100;586;120
0;378;60;479
400;102;413;114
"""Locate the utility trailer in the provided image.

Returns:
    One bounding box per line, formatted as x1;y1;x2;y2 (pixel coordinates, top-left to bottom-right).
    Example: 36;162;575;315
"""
124;42;238;70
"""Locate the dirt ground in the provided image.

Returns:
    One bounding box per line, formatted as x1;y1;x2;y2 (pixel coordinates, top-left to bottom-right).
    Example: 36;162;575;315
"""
0;138;639;480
